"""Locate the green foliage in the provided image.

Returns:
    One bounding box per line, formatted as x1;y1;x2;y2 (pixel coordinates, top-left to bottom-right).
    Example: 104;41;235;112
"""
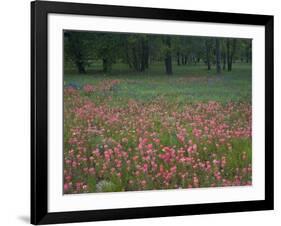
87;176;96;192
64;31;252;75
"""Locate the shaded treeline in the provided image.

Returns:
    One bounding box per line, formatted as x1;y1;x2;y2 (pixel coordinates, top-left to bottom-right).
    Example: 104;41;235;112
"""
64;31;252;75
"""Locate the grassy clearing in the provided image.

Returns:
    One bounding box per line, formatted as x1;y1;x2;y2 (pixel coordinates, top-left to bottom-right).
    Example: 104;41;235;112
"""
64;63;251;104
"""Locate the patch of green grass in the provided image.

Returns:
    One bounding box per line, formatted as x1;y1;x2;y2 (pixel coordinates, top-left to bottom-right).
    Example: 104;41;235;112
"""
64;63;251;104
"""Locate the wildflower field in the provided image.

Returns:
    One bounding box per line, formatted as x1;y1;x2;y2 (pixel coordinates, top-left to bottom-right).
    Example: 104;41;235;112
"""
63;63;252;194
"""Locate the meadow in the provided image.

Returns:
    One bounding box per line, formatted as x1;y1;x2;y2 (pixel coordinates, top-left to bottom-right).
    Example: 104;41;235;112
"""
63;62;252;194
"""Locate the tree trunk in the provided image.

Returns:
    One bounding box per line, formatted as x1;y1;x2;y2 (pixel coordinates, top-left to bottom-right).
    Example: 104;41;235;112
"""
181;54;185;65
68;33;87;74
192;53;196;65
132;47;139;71
144;41;149;69
165;57;172;75
227;39;231;71
206;40;211;71
76;60;86;74
177;52;181;65
129;37;149;72
222;52;226;70
125;43;133;69
227;39;236;71
215;38;221;74
164;37;173;75
140;40;145;72
102;58;112;73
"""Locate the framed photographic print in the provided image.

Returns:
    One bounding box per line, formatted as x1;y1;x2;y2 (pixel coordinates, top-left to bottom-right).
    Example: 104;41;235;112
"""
31;0;274;224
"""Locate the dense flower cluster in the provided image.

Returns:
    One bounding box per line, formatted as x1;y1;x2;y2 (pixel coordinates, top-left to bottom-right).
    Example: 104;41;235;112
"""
63;82;252;194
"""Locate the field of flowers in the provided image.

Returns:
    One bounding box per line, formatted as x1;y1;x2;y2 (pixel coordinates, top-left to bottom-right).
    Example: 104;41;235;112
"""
63;74;252;194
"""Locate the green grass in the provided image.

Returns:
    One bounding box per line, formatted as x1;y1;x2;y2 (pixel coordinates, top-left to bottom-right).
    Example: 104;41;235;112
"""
64;62;251;104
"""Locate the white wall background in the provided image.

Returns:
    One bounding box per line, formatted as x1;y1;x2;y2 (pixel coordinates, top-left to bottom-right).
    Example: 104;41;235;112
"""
0;0;279;225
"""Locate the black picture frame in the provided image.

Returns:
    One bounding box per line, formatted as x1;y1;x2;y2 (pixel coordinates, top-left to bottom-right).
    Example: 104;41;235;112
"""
31;0;274;224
